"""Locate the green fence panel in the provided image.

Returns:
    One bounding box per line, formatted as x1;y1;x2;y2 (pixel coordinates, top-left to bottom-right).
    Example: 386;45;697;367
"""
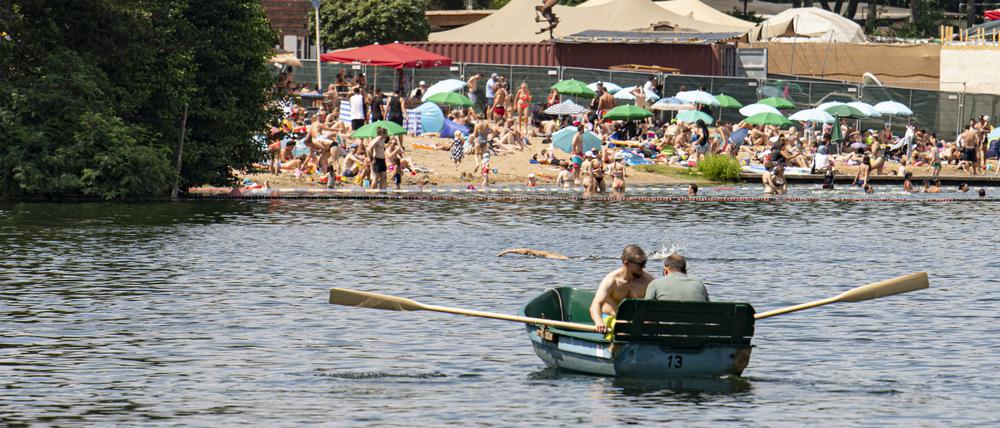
859;86;913;135
910;89;962;140
708;77;759;124
663;74;714;98
962;93;1000;125
561;67;613;87
509;65;561;107
608;70;657;91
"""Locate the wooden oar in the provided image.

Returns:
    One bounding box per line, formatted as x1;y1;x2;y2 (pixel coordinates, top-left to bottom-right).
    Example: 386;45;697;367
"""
329;288;599;332
754;272;929;320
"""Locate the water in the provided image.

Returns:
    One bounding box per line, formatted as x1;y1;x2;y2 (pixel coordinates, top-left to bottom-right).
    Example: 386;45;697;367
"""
2;189;998;426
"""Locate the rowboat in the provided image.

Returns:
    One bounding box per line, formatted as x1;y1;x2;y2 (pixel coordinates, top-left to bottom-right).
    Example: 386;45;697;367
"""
519;287;756;378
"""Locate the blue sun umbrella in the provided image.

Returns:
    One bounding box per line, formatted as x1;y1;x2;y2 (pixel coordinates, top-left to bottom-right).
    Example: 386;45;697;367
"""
412;102;445;134
552;126;602;155
989;128;1000;141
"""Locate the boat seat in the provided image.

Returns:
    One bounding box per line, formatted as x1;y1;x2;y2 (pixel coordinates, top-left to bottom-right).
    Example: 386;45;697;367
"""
612;299;755;349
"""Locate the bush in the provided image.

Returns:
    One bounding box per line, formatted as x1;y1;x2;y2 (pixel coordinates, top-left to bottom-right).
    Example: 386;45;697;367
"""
696;155;742;182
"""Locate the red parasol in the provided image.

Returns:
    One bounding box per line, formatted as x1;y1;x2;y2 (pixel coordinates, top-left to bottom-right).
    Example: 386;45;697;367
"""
319;42;452;70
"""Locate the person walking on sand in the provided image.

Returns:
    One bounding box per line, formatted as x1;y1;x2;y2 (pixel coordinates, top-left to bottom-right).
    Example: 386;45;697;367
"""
449;131;465;169
589;245;653;334
480;152;492;187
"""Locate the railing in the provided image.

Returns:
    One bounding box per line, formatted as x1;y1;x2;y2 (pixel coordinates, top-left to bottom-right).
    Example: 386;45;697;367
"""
291;60;991;140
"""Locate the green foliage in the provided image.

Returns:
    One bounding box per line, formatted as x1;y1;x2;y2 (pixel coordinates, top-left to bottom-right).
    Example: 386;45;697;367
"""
726;8;765;23
0;1;279;199
696;155;742;182
892;1;945;38
318;0;431;49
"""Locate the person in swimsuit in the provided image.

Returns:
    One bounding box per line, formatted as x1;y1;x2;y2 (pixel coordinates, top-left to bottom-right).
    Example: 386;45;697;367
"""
592;152;606;194
611;154;626;197
853;155;871;188
492;83;508;122
367;128;388;189
589;245;653;335
579;152;595;196
515;83;532;134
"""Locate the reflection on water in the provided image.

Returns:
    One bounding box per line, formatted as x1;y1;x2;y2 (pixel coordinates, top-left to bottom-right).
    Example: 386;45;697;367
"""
1;196;999;426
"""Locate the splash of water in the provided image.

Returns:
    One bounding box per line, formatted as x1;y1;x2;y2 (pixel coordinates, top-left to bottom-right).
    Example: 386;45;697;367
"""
648;241;686;260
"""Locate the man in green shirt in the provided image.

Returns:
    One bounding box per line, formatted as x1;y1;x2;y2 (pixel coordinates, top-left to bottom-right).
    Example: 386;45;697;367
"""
643;254;709;302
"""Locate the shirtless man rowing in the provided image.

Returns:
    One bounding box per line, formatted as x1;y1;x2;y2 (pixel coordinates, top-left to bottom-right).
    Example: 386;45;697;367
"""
589;245;653;334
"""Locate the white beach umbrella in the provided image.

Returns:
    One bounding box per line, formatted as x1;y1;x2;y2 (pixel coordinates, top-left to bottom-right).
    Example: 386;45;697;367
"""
650;97;695;111
874;101;913;116
816;101;846;111
675;90;719;106
789;109;836;123
614;86;660;103
847;101;881;117
421;79;467;101
587;81;623;94
544;99;588;116
739;103;782;117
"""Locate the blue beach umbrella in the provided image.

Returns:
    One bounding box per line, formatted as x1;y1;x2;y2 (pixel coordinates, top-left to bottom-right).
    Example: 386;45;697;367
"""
551;126;602;155
989;128;1000;141
412;102;445;134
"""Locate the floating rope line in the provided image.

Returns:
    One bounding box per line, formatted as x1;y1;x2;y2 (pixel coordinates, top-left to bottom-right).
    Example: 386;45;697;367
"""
186;188;999;203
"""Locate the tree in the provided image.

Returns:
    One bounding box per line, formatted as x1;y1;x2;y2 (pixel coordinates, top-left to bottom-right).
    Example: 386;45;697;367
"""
317;0;430;49
0;1;279;199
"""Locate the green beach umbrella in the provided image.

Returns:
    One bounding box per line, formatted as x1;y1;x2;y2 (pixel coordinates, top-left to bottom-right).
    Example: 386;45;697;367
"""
676;110;714;124
823;104;868;119
551;79;596;97
603;104;653;120
759;97;796;109
425;92;473;107
351;120;407;139
744;112;792;127
713;94;743;108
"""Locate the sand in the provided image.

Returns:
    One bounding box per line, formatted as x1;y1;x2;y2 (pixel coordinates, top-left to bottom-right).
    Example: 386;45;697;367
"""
243;135;708;190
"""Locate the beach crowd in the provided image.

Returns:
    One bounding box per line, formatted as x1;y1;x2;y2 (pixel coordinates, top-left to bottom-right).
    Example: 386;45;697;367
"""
266;68;1000;195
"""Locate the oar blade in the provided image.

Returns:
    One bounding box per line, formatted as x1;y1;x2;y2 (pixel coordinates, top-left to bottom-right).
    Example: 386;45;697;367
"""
329;288;425;311
836;272;929;303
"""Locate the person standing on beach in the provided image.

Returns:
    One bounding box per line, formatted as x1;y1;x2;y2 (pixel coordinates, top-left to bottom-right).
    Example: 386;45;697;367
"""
611;154;626;197
385;89;406;127
598;88;615;119
484;73;497;113
960;125;979;175
466;73;482;108
369;88;385;123
349;87;366;131
367;128;388;189
492;83;508;123
589;245;653;334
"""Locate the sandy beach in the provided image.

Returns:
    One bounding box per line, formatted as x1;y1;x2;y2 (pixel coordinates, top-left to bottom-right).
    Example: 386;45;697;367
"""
242;135;712;189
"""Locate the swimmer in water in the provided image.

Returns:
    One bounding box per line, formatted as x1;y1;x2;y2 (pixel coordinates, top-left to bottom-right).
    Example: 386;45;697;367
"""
497;248;570;260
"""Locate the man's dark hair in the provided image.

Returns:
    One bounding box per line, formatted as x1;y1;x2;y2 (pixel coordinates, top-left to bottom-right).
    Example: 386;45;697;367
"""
689;183;698;194
621;245;646;263
353;87;360;94
978;188;986;197
664;254;687;274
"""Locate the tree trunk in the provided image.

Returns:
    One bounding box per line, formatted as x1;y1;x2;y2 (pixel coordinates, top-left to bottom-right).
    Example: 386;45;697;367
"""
833;0;844;14
820;0;831;11
909;0;918;24
843;0;860;19
792;0;802;7
804;0;814;6
967;1;977;28
865;0;878;33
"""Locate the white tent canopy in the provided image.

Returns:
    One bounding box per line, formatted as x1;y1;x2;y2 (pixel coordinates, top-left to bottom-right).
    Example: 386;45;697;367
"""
430;0;747;43
655;0;755;31
748;7;868;43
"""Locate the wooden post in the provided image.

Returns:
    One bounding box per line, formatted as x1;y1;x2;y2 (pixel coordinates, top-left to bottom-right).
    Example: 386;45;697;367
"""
171;103;189;200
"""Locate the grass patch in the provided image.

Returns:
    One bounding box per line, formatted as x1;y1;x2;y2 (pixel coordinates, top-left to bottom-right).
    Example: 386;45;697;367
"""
695;155;741;182
633;164;700;178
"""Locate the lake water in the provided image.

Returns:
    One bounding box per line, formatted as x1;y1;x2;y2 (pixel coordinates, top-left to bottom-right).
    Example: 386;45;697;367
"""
2;188;997;426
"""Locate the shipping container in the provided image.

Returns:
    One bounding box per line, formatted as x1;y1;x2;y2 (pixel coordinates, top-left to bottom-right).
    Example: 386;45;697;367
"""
406;42;557;67
406;41;732;76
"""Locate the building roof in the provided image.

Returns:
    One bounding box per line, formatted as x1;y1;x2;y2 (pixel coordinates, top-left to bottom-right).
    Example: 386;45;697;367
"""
428;0;747;43
556;30;743;44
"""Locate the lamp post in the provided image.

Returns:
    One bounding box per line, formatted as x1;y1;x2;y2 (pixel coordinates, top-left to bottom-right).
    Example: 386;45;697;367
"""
312;0;321;91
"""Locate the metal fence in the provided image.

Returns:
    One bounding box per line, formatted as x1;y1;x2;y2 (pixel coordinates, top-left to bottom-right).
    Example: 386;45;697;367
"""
295;60;994;140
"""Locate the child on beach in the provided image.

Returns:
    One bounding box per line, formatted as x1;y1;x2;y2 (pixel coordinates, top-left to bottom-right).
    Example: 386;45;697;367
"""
449;131;464;169
481;153;491;187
